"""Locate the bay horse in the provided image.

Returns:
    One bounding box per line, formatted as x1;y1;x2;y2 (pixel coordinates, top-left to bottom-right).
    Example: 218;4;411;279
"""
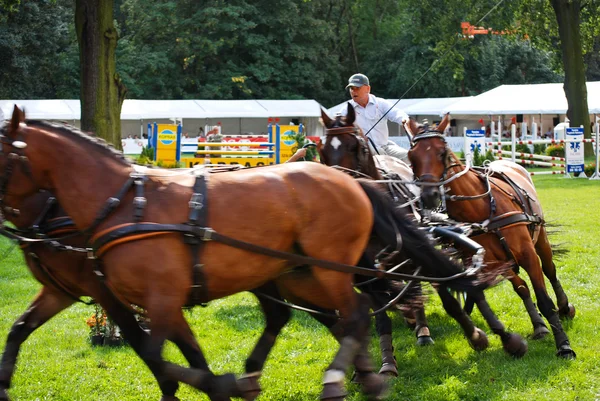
0;106;483;400
406;114;576;359
317;106;433;348
317;105;512;358
0;190;223;401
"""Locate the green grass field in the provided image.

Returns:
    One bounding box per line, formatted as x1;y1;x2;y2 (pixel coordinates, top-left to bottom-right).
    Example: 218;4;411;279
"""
0;175;598;401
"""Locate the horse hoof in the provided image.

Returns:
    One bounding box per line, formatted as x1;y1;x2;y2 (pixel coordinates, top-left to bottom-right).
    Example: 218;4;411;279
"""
353;372;389;400
207;373;238;401
320;382;346;401
236;373;262;401
502;333;528;358
416;335;434;346
559;303;576;320
531;325;550;340
378;363;398;377
0;388;10;401
468;328;489;352
556;344;576;359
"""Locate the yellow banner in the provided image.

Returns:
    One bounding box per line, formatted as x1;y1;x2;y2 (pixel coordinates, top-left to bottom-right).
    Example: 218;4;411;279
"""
279;125;300;163
156;124;178;163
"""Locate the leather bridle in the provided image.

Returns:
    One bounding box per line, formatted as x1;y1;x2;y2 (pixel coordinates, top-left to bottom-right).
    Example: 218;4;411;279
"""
323;126;371;175
0;123;34;224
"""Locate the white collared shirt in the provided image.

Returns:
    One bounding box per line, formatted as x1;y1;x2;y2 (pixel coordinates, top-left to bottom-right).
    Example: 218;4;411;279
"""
339;95;408;148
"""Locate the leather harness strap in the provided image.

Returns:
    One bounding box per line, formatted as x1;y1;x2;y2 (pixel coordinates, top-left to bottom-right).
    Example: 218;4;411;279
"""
184;173;209;305
89;222;477;284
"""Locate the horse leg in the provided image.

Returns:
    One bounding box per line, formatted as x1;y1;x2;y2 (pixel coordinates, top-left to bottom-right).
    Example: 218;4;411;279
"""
535;227;575;319
437;287;489;351
373;311;397;377
519;248;576;359
312;283;379;400
470;291;528;358
234;283;292;401
164;311;241;401
0;288;73;401
145;309;238;401
508;275;550;339
89;284;183;401
332;293;387;401
411;284;433;346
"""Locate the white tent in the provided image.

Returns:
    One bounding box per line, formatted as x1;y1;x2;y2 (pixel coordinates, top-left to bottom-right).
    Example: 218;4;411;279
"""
0;99;79;120
403;97;468;116
0;99;324;137
444;82;600;116
327;98;423;117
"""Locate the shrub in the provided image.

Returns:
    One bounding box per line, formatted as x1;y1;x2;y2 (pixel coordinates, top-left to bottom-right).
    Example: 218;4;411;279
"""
584;163;597;176
136;146;155;165
501;144;529;153
533;144;547;154
471;146;495;166
546;145;565;157
515;144;530;153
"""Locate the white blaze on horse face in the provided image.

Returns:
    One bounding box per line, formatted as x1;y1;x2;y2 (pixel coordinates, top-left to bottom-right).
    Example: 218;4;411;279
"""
330;136;342;150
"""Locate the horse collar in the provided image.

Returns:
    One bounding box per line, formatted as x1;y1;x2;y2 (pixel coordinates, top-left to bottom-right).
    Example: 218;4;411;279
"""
412;131;446;144
325;126;360;136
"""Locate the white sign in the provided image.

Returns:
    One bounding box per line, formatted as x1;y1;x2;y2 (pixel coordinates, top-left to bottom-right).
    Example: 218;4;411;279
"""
122;138;145;155
566;127;584;173
465;129;485;157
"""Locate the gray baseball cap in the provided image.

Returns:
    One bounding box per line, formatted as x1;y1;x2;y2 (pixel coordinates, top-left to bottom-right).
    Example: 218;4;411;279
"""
345;73;370;89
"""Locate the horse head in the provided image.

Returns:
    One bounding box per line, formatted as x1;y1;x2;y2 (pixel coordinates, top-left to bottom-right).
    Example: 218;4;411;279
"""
0;106;42;214
406;113;453;210
318;103;378;177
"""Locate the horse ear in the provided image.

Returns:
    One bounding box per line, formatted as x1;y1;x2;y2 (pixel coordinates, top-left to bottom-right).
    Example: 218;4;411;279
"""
437;113;450;134
10;105;26;136
316;138;327;164
345;103;356;125
320;108;334;128
404;119;416;144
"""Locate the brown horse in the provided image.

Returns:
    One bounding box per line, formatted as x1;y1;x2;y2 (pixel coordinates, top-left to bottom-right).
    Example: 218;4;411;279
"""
0;191;220;401
0;106;481;400
317;105;504;357
406;114;576;359
317;105;431;346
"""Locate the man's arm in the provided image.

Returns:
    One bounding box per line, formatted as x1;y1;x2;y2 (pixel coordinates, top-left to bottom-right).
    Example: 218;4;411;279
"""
285;148;308;163
379;98;408;124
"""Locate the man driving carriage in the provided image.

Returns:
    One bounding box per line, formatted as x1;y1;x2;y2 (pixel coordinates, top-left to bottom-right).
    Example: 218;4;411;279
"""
339;73;410;164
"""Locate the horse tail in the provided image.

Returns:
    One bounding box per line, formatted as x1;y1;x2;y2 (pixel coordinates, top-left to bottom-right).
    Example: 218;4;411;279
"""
356;179;489;291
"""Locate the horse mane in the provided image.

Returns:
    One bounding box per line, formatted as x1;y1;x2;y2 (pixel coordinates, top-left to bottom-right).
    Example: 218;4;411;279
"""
27;120;131;167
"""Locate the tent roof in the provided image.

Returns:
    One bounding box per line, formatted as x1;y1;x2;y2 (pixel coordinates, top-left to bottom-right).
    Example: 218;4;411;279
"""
0;99;79;120
444;82;600;115
327;98;423;116
403;97;468;116
0;99;324;120
256;99;322;117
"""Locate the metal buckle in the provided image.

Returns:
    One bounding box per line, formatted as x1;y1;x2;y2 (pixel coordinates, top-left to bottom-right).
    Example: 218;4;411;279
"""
189;193;203;210
133;196;147;208
202;228;214;241
87;248;96;259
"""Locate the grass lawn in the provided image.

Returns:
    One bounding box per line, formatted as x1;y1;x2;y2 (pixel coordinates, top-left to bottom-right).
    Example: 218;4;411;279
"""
0;175;599;400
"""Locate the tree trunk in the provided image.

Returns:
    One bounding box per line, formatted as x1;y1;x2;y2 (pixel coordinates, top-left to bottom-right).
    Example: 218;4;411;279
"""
75;0;126;149
550;0;592;156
